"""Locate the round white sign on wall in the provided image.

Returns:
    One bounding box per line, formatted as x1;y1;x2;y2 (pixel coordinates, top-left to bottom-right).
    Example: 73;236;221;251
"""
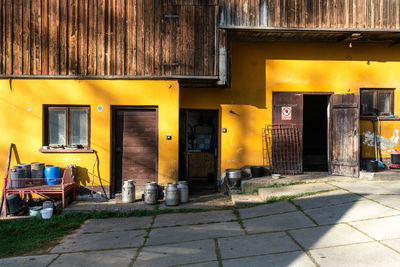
97;105;104;112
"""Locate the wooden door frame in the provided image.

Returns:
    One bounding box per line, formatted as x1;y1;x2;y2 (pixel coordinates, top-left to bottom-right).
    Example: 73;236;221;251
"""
303;92;333;167
272;91;334;172
179;109;219;186
110;106;159;198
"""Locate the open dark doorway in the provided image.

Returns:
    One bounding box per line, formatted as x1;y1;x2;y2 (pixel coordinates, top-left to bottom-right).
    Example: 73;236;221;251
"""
303;95;329;171
179;109;218;194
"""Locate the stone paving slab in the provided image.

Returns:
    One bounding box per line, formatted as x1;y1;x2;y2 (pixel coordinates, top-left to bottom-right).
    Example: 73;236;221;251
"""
79;216;153;233
218;232;301;259
51;230;146;253
349;215;400;240
134;239;217;267
364;194;400;210
65;193;233;213
289;224;372;249
330;181;400;195
292;189;362;210
238;201;297;219
0;255;58;267
240;172;355;194
153;210;235;228
380;238;400;252
258;183;336;201
303;200;400;225
50;248;137;267
221;251;315;267
179;261;219;267
309;242;400;267
231;194;264;207
147;221;244;246
243;211;315;234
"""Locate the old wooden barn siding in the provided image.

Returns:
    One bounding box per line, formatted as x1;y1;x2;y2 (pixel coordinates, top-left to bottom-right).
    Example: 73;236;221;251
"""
0;0;218;77
220;0;400;29
2;0;400;78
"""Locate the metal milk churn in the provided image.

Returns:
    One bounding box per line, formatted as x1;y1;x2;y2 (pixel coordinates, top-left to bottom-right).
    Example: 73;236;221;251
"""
122;180;135;203
144;182;158;205
165;183;179;206
177;181;189;203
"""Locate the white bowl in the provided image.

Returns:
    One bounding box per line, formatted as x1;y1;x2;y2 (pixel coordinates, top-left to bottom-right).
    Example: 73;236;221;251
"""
271;174;281;180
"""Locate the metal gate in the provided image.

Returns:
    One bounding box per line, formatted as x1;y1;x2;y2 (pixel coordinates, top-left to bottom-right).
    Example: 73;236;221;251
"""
263;124;302;175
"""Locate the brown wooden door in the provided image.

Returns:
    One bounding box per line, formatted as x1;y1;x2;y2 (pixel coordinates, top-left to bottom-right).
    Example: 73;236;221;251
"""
272;92;303;128
272;92;303;174
113;108;158;194
328;94;360;177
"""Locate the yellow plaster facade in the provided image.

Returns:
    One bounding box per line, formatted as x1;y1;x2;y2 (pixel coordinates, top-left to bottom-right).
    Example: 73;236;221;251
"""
1;42;400;195
181;42;400;174
0;79;179;191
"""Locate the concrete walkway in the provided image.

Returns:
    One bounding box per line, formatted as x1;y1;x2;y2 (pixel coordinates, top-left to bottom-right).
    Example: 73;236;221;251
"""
4;180;400;266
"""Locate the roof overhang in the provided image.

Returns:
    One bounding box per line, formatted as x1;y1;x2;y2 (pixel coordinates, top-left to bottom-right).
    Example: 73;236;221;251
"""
220;26;400;43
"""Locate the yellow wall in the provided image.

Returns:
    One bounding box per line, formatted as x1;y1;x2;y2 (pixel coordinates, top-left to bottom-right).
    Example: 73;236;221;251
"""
0;79;179;192
181;42;400;174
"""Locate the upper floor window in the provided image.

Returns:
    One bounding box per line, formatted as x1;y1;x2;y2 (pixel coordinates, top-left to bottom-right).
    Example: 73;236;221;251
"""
44;106;90;147
360;88;394;116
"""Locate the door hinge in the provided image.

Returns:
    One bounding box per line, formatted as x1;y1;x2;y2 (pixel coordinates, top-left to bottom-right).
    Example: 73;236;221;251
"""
163;62;180;67
164;14;179;19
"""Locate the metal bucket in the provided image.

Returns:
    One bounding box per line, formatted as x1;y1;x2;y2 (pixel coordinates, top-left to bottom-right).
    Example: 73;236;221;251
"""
226;169;242;187
250;166;265;178
6;194;25;214
19;163;32;185
144;182;158;205
364;160;378;172
177;181;189;203
122;180;135;203
31;162;45;185
9;165;25;188
19;163;31;178
165;183;179;206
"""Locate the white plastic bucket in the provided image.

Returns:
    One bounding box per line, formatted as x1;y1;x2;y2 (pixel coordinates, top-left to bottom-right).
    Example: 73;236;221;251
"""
41;208;53;219
42;201;54;209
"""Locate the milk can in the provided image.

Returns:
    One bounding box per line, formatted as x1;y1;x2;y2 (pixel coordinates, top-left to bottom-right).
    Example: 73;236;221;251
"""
177;181;189;203
144;182;158;205
122;180;135;203
165;183;179;206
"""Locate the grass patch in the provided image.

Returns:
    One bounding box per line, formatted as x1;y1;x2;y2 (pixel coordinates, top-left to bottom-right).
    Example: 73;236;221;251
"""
236;203;263;209
0;206;215;258
0;213;88;258
243;181;307;194
0;205;221;258
265;190;334;204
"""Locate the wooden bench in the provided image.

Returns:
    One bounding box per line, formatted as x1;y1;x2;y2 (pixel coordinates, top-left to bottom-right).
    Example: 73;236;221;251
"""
3;166;76;216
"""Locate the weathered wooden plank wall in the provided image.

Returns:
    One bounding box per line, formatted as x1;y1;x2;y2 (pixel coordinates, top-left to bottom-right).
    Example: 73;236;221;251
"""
0;0;217;77
220;0;400;29
2;0;400;78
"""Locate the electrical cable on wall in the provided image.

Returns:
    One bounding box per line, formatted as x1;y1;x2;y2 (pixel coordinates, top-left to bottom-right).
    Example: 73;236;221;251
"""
92;150;108;199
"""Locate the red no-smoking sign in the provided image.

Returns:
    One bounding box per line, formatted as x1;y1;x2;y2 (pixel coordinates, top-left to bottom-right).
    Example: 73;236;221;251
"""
281;107;292;120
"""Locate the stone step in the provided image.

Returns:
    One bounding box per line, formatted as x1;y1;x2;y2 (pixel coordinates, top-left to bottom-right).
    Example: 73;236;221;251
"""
258;183;336;202
360;170;400;180
230;193;264;207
